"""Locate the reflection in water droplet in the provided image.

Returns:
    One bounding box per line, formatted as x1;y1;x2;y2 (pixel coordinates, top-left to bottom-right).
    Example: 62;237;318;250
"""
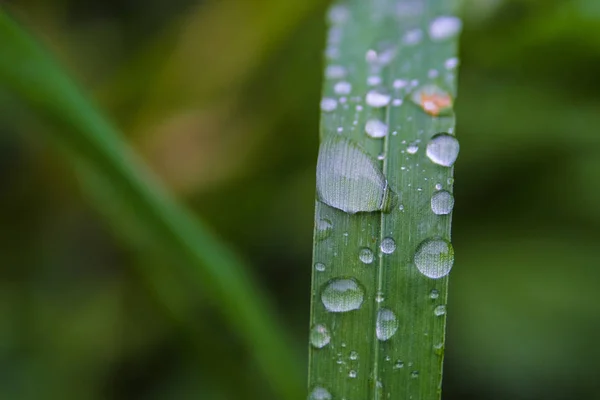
430;289;440;299
315;218;333;241
426;134;459;167
309;387;332;400
429;16;462;42
316;137;396;214
366;89;391;108
414;238;454;279
314;262;326;272
365;118;388;138
359;248;374;264
431;190;455;215
410;85;453;116
376;308;399;341
434;305;447;316
380;237;396;254
320;97;337;112
310;324;331;348
321;278;365;312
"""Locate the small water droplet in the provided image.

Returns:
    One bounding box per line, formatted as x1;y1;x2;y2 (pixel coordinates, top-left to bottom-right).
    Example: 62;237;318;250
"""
359;248;374;264
367;76;382;86
444;57;459;70
433;343;444;355
366;89;391;108
349;351;359;360
407;142;419;154
334;81;352;95
376;308;399;341
348;370;357;378
392;98;403;106
431;190;454;215
435;183;443;190
393;360;404;369
317;137;396;214
393;79;409;89
380;237;396;254
375;291;385;303
426;134;459;167
320;97;338;112
328;4;350;24
410;371;419;379
326;65;347;79
410;85;453;116
315;218;333;241
365;118;388;138
310;324;331;348
414;238;454;279
402;28;423;45
434;305;447;316
309;387;332;400
429;16;462;42
321;278;365;312
314;262;326;272
430;289;440;299
428;69;439;79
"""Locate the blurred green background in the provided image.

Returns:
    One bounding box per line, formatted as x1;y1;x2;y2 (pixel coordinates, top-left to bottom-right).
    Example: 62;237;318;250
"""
1;0;600;399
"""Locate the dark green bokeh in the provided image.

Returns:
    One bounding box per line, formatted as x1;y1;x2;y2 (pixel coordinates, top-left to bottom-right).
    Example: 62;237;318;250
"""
1;0;599;399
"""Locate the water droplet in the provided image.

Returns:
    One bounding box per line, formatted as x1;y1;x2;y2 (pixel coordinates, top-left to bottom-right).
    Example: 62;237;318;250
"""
426;134;459;167
348;370;357;378
317;137;396;214
414;238;454;279
321;278;365;312
309;387;332;400
431;190;454;215
366;89;391;108
402;28;423;45
375;291;385;303
410;84;453;116
320;97;337;112
392;98;403;106
429;16;462;42
314;262;326;272
433;343;444;355
315;218;333;241
393;360;404;369
380;237;396;254
428;69;439;79
328;4;350;24
376;308;399;341
310;324;331;348
435;183;443;190
326;65;347;79
429;289;440;299
406;142;419;154
434;305;447;316
393;79;409;89
359;247;374;264
349;351;359;360
444;57;459;70
365;118;388;138
367;75;382;86
410;371;419;379
334;81;352;95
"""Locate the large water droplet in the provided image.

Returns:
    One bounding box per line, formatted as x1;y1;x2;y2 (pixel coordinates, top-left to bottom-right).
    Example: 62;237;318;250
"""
410;84;453;116
315;218;333;241
376;308;399;341
320;97;338;112
309;387;332;400
380;237;396;254
365;89;391;108
310;324;331;348
359;247;374;264
426;134;459;167
316;137;396;214
321;278;365;312
429;16;462;42
364;118;388;139
414;238;454;279
431;190;455;215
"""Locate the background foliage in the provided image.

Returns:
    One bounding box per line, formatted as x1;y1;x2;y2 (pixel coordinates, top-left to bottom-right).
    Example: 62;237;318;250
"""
1;0;600;399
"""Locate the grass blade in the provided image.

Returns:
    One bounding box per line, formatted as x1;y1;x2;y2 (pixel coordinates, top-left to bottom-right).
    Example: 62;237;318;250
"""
0;9;303;400
309;1;460;399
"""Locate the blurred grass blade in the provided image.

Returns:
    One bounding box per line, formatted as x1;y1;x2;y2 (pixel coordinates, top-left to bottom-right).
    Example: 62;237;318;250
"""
0;9;303;400
309;1;460;399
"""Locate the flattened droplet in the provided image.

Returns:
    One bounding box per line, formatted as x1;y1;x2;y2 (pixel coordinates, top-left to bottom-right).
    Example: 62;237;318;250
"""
410;84;453;116
376;308;399;341
316;137;396;214
426;134;460;167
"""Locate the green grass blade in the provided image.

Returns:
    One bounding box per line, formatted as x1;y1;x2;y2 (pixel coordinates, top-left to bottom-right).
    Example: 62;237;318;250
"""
309;1;460;399
0;10;303;400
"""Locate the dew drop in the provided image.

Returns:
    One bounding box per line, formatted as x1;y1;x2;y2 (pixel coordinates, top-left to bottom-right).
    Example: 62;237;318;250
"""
414;238;454;279
367;75;382;86
359;247;374;264
393;79;409;89
309;387;332;400
365;89;391;108
434;305;447;316
393;360;404;369
406;142;419;154
433;343;444;356
349;350;359;360
310;324;331;348
315;218;333;241
348;370;357;378
326;65;347;79
380;237;396;254
334;81;352;95
314;262;326;272
320;97;338;112
365;118;388;138
392;98;403;106
328;4;350;24
376;308;399;341
444;57;459;70
316;137;396;214
429;16;462;42
375;291;385;303
321;278;365;312
435;183;443;191
430;289;440;299
426;134;459;167
402;28;423;45
431;190;454;215
410;371;419;379
410;84;453;116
